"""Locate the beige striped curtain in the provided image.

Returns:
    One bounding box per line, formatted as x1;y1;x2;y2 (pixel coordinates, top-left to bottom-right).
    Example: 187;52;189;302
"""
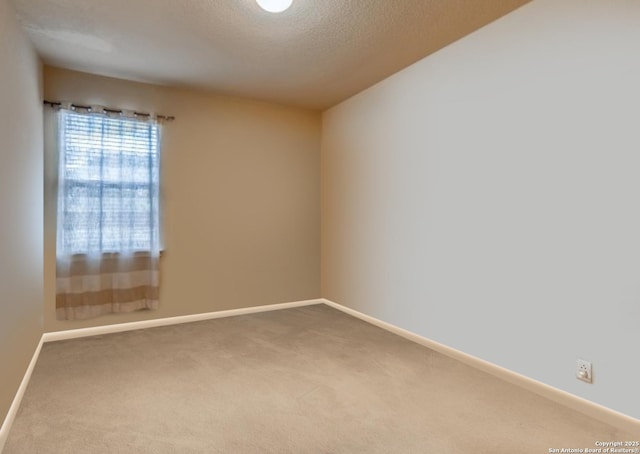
55;106;161;320
56;253;159;320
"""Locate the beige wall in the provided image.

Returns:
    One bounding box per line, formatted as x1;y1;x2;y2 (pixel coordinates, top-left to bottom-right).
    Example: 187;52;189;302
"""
44;66;321;332
322;0;640;420
0;0;43;432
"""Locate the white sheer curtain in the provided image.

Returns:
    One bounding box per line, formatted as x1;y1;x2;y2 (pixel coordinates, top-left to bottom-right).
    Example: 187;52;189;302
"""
55;107;162;320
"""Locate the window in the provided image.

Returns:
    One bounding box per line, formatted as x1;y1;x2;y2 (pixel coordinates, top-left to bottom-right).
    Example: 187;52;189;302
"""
55;107;163;320
57;110;160;256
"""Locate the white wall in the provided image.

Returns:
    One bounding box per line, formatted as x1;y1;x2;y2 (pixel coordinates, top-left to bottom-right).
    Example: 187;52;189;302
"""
322;0;640;420
0;0;43;430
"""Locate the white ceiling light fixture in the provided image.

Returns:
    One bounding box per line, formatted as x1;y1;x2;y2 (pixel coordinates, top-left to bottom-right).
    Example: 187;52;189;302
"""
256;0;293;13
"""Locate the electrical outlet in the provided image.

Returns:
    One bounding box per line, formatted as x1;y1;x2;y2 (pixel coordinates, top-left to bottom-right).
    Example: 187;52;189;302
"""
576;359;592;383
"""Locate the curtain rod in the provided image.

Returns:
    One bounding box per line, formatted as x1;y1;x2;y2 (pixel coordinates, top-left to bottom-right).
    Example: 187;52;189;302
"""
43;100;175;122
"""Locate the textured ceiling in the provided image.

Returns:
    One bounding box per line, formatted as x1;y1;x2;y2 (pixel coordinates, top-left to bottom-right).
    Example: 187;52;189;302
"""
10;0;531;110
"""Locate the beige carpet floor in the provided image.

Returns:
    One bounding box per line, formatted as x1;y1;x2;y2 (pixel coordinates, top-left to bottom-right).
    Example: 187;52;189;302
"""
4;304;636;453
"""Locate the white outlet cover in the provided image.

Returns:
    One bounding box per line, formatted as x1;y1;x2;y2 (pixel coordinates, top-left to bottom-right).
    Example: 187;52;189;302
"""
576;359;592;383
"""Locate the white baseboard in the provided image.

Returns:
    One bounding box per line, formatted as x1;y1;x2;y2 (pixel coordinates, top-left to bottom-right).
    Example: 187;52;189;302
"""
321;298;640;435
0;337;44;453
42;299;323;342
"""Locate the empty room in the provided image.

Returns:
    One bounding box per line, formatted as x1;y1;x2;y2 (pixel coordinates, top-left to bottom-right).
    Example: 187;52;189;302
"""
1;0;639;452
